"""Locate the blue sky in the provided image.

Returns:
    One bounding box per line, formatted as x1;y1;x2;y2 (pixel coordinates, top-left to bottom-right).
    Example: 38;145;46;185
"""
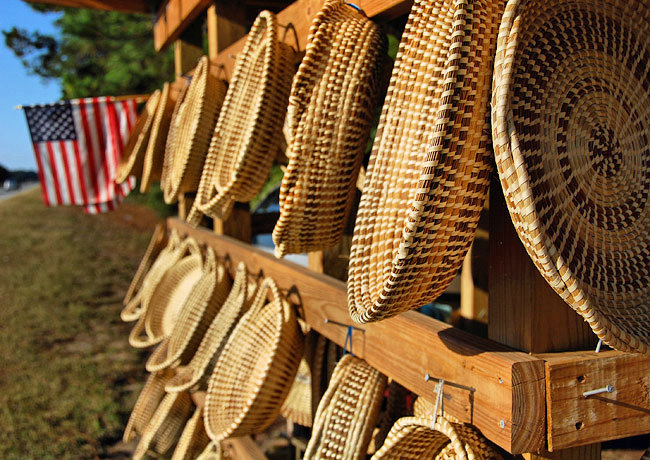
0;1;62;171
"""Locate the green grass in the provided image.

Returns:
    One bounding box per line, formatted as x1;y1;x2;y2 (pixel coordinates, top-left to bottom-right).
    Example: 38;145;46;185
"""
0;188;157;459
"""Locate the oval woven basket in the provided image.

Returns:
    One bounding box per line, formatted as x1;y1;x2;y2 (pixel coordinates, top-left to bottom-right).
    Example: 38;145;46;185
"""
129;238;204;348
347;0;504;323
116;90;160;183
280;330;320;427
271;0;386;257
304;354;387;460
123;223;167;307
165;262;258;393
121;230;184;322
371;416;502;460
491;0;650;353
197;442;222;460
163;56;228;204
146;248;232;372
141;81;176;193
133;391;194;460
123;369;175;443
171;405;211;460
161;79;190;198
188;10;295;224
203;276;304;441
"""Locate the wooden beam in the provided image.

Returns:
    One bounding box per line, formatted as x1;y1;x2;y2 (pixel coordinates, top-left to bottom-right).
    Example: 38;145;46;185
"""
207;2;247;59
539;350;650;451
174;40;203;77
166;218;546;454
154;0;213;51
24;0;150;14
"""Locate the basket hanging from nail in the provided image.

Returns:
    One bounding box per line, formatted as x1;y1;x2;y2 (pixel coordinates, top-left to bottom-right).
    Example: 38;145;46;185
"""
491;0;650;353
161;79;190;198
203;276;304;441
347;0;504;323
271;0;386;257
123;369;175;443
171;405;211;460
163;56;227;204
123;223;167;307
189;10;295;224
304;354;387;460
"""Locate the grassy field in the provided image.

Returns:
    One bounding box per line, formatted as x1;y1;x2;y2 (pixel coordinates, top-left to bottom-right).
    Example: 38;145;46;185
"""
0;187;159;459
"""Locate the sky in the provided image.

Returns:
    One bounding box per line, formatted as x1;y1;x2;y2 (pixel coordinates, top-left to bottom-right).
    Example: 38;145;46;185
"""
0;1;62;171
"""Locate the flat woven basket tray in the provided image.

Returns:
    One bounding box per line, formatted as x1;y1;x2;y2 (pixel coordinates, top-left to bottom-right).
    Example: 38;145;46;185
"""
371;415;502;460
115;90;159;183
491;0;650;353
146;247;232;372
304;354;387;460
171;405;211;460
163;56;227;204
123;223;167;307
123;369;175;443
347;0;504;323
165;262;258;393
203;276;304;441
161;79;190;200
141;81;176;193
189;10;295;224
271;0;386;257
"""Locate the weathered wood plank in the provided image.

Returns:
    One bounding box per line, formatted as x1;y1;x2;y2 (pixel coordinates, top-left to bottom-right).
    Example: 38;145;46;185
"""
539;350;650;451
166;218;546;454
154;0;213;51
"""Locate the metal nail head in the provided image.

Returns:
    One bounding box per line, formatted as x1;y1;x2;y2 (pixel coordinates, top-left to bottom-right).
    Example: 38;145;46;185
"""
583;384;614;397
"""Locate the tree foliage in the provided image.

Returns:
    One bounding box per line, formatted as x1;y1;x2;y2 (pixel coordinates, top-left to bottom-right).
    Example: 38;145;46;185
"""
3;5;174;98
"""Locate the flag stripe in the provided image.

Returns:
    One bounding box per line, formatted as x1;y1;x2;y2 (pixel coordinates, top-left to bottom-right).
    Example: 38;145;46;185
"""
92;98;113;203
69;139;89;205
33;143;51;206
45;142;64;204
78;99;103;205
56;140;79;204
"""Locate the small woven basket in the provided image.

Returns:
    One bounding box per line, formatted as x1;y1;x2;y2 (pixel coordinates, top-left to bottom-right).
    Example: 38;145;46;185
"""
371;416;502;460
115;90;159;183
129;238;204;348
280;330;320;427
161;79;190;198
304;354;387;460
189;10;296;224
272;0;386;257
123;223;167;307
171;405;211;460
165;262;258;393
197;442;223;460
121;230;184;322
141;81;177;193
491;0;650;353
146;248;232;372
163;56;228;204
203;276;304;441
133;391;194;460
123;369;175;443
347;0;504;323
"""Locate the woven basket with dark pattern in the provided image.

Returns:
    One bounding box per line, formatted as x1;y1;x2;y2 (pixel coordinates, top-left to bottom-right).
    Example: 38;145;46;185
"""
141;82;176;193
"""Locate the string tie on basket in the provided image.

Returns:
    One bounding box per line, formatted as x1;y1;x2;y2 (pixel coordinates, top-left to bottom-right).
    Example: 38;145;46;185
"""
343;325;354;356
431;379;445;429
345;2;367;16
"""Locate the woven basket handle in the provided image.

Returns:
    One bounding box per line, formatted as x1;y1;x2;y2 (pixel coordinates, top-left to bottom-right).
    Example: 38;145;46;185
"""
121;290;144;322
129;315;159;348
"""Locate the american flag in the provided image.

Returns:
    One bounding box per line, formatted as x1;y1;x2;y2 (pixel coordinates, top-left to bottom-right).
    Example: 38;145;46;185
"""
23;97;139;213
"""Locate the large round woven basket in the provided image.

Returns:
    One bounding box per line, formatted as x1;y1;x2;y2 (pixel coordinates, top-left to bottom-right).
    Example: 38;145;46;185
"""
271;0;386;257
146;248;232;372
371;416;502;460
121;230;184;322
165;262;258;393
133;391;194;460
161;79;190;198
171;405;211;460
123;369;175;443
347;0;504;323
129;238;204;348
141;82;176;193
115;90;160;183
188;10;295;224
203;276;304;441
123;223;167;307
491;0;650;353
163;56;227;204
304;354;387;460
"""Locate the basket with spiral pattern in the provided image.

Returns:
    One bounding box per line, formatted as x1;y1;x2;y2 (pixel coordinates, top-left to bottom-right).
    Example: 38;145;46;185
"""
171;405;211;460
163;56;227;204
203;276;304;441
271;0;386;257
123;369;175;443
161;79;190;199
188;10;296;224
123;223;167;307
304;354;387;460
491;0;650;353
347;0;504;323
371;416;502;460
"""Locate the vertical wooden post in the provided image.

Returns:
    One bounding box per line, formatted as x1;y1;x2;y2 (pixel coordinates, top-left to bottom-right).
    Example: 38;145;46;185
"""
488;176;600;459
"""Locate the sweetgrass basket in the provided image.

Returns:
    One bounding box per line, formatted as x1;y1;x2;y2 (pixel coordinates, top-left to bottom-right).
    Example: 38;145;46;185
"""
163;56;228;204
171;405;211;460
123;369;175;443
203;276;304;441
196;441;223;460
161;79;190;199
189;10;296;224
347;0;504;323
304;354;387;460
165;262;258;393
271;0;386;257
491;0;650;353
123;223;167;307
